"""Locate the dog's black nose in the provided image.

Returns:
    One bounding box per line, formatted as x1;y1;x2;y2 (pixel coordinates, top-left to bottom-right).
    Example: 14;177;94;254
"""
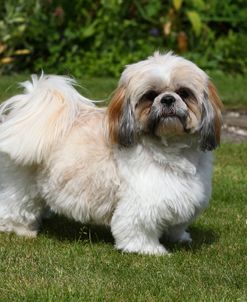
160;95;176;106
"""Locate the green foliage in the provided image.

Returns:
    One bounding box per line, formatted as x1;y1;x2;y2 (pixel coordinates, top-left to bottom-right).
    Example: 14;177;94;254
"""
0;0;246;77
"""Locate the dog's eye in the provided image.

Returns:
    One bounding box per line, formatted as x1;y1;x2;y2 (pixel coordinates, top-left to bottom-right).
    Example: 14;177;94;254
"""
143;90;159;102
177;88;190;100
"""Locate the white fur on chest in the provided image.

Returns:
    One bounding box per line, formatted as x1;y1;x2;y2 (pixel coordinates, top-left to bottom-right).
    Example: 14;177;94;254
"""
115;142;213;227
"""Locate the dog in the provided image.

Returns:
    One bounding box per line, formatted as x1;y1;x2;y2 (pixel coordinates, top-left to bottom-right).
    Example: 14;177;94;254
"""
0;52;222;255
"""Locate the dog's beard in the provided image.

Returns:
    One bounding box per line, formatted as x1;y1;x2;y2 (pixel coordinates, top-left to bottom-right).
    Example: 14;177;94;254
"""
147;107;189;136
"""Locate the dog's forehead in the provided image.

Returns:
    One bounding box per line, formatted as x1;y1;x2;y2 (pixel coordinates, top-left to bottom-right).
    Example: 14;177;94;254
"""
120;53;207;92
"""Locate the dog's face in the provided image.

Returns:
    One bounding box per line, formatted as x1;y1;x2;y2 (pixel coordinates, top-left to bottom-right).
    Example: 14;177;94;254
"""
108;52;222;151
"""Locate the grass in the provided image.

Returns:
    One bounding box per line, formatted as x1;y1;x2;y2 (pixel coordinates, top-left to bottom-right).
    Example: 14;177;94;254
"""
0;74;246;301
0;72;246;109
209;72;247;109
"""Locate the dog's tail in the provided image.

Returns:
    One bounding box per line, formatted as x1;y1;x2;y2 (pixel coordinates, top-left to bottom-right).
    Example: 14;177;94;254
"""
0;74;95;164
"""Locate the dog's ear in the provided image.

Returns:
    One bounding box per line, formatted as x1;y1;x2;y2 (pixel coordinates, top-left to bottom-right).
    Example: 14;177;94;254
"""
107;86;136;147
199;81;223;151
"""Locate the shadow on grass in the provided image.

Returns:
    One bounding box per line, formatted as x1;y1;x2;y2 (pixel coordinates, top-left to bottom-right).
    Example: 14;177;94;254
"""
161;225;219;253
41;214;219;252
41;214;114;244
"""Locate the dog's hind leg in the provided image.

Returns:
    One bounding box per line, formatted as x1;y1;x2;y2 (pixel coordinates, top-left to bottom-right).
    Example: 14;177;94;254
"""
0;153;44;237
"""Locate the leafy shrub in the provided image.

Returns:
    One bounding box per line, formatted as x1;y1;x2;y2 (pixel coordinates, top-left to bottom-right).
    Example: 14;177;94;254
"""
0;0;246;76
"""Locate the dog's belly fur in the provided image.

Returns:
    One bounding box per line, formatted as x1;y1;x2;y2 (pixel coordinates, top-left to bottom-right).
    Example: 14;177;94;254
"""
37;113;120;225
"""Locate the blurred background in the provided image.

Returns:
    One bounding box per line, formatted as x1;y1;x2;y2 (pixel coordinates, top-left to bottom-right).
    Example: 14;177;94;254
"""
0;0;246;111
0;0;246;76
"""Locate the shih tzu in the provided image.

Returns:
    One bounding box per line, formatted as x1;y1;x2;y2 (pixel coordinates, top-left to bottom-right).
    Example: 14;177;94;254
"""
0;52;222;255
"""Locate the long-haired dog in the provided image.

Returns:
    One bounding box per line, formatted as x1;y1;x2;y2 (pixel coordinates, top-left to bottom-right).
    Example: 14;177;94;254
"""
0;52;222;254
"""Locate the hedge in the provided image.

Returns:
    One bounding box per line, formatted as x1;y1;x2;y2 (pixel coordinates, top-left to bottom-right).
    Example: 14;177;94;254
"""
0;0;246;77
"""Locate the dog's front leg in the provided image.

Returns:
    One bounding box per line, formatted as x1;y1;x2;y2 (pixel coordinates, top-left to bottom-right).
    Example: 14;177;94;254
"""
110;197;168;255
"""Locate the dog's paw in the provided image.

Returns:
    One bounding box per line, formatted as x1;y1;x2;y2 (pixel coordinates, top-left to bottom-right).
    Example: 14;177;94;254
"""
167;229;192;244
117;242;169;255
16;228;38;238
13;225;38;238
177;231;192;243
0;222;38;238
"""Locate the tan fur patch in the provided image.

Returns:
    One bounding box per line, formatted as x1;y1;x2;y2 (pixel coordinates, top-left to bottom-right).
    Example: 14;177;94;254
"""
208;81;223;145
186;99;201;130
107;86;126;144
136;100;152;130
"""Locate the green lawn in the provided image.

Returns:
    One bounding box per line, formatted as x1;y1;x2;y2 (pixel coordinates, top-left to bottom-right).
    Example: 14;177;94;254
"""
209;72;247;109
0;72;246;109
0;75;247;301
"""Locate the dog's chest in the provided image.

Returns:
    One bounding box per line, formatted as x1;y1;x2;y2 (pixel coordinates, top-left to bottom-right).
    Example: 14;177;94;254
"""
116;145;212;224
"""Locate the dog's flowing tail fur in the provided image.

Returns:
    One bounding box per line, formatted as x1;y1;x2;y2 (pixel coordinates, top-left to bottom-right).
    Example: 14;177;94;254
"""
0;74;95;164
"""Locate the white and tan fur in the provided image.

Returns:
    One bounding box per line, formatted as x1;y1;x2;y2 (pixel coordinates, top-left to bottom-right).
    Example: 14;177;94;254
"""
0;53;222;254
